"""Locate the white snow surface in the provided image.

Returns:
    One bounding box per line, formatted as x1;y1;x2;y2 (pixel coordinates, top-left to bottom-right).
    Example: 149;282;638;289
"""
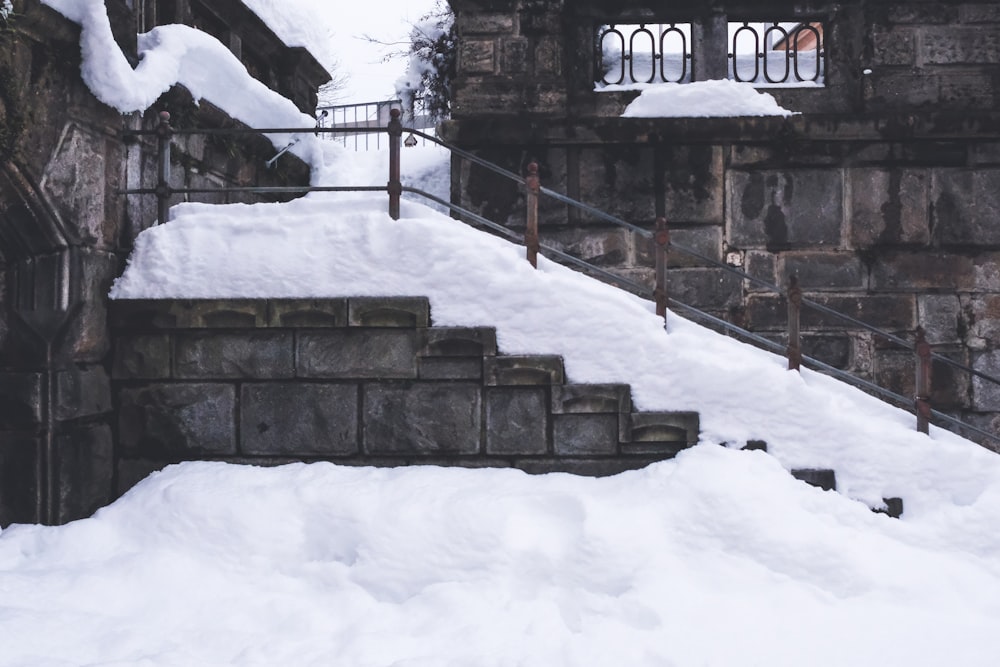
253;0;440;103
3;451;1000;666
240;0;330;58
108;147;999;513
40;0;324;167
618;79;797;117
4;5;1000;665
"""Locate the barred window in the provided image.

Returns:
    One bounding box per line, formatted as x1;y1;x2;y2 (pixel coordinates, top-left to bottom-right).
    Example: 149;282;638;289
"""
597;20;825;87
598;23;693;85
729;22;824;85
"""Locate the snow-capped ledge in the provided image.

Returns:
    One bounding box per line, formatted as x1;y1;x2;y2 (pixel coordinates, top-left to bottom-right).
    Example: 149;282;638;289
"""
40;0;322;167
616;79;798;118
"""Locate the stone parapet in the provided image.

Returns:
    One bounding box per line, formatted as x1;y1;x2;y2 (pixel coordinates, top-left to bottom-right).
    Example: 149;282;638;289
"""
110;297;701;497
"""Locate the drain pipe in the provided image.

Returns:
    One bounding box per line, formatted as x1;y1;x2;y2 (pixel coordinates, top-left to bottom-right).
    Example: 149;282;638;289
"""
40;338;56;524
4;161;81;524
23;305;78;525
16;252;80;525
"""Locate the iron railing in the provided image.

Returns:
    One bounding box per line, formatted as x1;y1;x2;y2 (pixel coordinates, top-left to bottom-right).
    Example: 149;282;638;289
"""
598;23;693;85
316;99;438;150
316;100;401;150
597;21;825;86
730;21;825;84
120;111;1000;447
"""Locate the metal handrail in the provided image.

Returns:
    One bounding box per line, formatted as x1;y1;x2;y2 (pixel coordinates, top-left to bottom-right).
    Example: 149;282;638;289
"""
125;125;383;136
401;187;1000;445
119;112;1000;444
124;114;1000;391
408;126;1000;391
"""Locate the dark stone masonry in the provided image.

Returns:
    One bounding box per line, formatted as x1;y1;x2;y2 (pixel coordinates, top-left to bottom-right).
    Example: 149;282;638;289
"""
3;0;1000;525
0;1;327;525
110;297;699;497
442;0;1000;441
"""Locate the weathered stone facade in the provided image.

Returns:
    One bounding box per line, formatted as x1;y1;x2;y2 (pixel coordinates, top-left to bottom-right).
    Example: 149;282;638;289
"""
442;0;1000;442
0;0;327;525
110;297;699;495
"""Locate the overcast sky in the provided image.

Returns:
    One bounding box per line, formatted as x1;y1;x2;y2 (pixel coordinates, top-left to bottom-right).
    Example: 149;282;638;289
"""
245;0;439;103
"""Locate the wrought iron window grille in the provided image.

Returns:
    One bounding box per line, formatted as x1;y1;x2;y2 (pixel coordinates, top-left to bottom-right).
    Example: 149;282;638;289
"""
596;20;825;87
729;21;825;85
598;23;693;85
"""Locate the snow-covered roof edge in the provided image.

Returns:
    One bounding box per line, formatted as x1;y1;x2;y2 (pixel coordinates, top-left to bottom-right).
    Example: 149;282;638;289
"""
39;0;323;169
239;0;333;76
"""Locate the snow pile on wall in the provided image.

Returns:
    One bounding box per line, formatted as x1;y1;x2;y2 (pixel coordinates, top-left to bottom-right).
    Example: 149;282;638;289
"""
40;0;323;167
2;449;1000;666
617;79;797;117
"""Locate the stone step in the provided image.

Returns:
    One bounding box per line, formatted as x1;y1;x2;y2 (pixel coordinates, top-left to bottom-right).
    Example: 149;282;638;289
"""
110;298;270;329
791;468;837;491
616;411;700;458
742;439;768;452
348;297;429;328
267;299;347;327
873;497;904;519
417;326;498;380
419;326;498;358
549;384;633;457
110;296;431;330
551;384;631;415
485;355;565;386
622;411;700;446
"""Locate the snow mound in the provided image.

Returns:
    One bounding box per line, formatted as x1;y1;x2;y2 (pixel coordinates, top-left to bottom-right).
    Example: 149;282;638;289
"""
40;0;323;167
619;79;797;117
2;450;1000;666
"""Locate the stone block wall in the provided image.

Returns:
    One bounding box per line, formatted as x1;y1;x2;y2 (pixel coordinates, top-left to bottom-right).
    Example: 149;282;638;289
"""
440;117;1000;442
865;1;1000;112
109;297;700;498
449;0;571;118
1;2;131;527
0;1;327;525
448;0;1000;118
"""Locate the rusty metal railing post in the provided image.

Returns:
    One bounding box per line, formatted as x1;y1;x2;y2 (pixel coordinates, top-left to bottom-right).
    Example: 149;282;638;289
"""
915;327;932;434
787;274;802;371
654;216;669;324
155;111;173;225
525;161;540;268
387;108;403;220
